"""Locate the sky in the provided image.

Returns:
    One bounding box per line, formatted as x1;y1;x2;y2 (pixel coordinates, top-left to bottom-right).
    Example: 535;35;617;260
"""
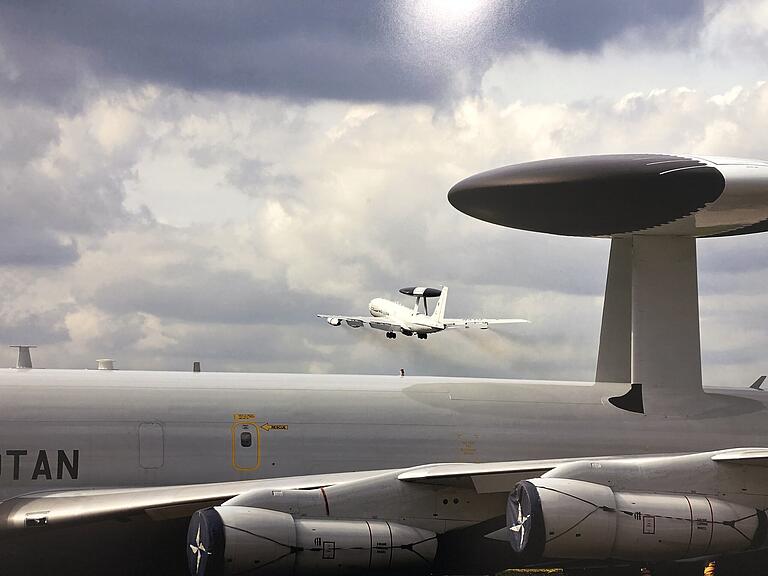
1;0;768;385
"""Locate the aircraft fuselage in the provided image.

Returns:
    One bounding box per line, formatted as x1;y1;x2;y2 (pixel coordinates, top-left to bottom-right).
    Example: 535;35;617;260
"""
368;298;443;333
1;369;766;501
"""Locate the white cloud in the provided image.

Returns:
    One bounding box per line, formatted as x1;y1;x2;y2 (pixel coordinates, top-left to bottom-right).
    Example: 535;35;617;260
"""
4;16;768;387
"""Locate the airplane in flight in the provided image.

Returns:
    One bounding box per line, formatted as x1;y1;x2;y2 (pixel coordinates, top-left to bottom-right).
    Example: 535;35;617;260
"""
317;285;529;339
2;155;768;576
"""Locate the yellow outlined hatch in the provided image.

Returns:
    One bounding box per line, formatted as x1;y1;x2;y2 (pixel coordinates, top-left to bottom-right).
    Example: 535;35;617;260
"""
231;415;261;471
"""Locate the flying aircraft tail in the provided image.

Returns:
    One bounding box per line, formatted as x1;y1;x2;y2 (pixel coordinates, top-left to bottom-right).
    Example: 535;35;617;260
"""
431;286;448;324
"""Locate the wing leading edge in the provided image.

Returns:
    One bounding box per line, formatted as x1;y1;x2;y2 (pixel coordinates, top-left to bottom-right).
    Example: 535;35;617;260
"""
0;470;382;532
442;318;530;329
316;314;403;332
4;448;764;535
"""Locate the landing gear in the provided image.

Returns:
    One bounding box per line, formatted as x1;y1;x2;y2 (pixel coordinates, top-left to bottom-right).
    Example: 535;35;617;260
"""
418;333;428;340
386;332;396;339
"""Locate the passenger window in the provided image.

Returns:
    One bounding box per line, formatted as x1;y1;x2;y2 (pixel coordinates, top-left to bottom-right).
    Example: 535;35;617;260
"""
240;431;252;448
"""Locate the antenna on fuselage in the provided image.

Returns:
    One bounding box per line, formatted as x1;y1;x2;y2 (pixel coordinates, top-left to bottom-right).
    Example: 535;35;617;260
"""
96;358;115;370
10;345;36;369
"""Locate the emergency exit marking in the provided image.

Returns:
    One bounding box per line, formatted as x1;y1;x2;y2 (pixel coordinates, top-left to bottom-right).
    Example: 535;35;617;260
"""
322;541;336;559
643;515;656;534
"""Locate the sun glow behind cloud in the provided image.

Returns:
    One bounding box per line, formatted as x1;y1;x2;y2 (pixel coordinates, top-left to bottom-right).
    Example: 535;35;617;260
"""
391;0;505;58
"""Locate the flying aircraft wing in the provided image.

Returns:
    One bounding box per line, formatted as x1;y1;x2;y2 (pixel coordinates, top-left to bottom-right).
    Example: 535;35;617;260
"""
442;318;530;329
316;314;403;332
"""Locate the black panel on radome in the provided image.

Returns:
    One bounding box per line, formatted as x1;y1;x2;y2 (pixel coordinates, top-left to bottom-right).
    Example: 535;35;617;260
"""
448;154;726;237
399;287;443;298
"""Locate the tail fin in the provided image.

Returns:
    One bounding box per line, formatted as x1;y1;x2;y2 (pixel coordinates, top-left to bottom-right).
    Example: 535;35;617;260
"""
431;286;448;324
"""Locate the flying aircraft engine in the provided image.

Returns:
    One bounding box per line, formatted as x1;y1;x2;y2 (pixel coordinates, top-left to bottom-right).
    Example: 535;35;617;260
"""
507;478;765;563
187;506;437;576
326;317;342;326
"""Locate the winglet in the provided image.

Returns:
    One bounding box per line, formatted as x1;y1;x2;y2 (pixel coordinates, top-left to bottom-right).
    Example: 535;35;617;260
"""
750;375;767;390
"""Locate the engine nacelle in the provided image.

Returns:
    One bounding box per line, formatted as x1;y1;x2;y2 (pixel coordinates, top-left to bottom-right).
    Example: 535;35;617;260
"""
187;506;437;576
345;319;363;328
326;317;342;326
507;479;766;562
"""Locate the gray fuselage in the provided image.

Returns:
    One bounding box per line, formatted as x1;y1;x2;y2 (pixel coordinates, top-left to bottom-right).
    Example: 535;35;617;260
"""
0;369;765;501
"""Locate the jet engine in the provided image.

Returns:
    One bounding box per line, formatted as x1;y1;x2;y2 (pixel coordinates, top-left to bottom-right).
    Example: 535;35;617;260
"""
507;478;766;562
345;319;363;328
326;317;342;326
187;506;437;576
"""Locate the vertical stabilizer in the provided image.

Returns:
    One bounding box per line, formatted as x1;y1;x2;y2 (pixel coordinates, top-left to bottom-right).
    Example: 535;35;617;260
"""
432;286;448;324
595;238;633;383
632;235;703;413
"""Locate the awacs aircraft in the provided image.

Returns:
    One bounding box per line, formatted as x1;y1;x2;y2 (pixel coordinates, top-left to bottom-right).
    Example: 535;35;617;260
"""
317;285;528;339
5;155;768;576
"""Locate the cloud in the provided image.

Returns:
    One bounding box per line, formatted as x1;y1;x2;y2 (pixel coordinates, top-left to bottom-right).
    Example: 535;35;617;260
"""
0;1;711;106
90;258;341;325
0;91;160;266
506;0;706;52
2;3;768;387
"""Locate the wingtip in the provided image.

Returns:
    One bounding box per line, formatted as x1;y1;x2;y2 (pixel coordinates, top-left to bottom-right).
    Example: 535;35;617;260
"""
750;375;767;390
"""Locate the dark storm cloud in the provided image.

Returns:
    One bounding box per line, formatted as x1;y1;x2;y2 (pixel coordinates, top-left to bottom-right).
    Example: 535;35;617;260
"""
513;0;705;52
0;0;709;105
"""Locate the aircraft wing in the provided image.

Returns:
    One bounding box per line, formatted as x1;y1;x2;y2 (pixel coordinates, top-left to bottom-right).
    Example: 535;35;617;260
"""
3;448;766;536
0;454;629;533
0;470;381;532
442;318;530;329
0;458;568;533
316;314;403;332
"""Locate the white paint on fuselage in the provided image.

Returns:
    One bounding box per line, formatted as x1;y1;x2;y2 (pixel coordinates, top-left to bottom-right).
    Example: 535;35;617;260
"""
368;298;442;333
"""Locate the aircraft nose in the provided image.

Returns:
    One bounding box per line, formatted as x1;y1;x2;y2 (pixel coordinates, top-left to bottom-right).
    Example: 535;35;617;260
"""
448;154;725;237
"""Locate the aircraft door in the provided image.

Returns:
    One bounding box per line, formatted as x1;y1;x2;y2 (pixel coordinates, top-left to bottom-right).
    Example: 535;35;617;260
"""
232;421;260;471
139;421;164;469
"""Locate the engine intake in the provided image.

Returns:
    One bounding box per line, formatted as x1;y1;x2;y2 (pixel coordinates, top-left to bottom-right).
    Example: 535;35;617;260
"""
507;478;766;562
326;317;342;326
187;506;437;576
